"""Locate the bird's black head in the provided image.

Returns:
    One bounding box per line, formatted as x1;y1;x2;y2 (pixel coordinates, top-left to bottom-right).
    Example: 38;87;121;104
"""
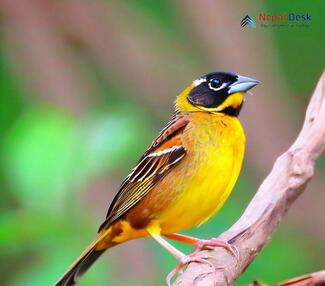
177;71;259;116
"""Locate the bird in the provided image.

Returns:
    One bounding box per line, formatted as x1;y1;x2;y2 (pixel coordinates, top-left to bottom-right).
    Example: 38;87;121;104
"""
55;71;259;286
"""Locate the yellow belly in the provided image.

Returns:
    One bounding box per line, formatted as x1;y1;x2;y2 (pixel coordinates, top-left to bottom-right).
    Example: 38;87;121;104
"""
156;113;245;233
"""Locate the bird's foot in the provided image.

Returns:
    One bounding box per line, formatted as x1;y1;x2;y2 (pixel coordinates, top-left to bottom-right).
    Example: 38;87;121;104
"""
166;253;213;286
193;237;239;259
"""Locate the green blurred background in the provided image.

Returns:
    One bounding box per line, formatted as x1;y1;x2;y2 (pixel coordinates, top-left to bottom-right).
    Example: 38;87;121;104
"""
1;0;324;285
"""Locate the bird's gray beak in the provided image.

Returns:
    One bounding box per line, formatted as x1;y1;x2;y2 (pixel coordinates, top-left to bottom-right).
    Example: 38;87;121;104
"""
228;75;259;94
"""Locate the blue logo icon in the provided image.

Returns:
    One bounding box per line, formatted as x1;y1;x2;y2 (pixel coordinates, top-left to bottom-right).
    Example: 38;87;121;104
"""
241;15;256;28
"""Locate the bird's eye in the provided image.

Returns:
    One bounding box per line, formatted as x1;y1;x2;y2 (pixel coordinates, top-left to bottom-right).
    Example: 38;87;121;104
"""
209;79;222;91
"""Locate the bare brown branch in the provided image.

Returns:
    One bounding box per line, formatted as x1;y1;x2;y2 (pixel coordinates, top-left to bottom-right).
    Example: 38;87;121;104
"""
174;71;325;286
276;270;325;286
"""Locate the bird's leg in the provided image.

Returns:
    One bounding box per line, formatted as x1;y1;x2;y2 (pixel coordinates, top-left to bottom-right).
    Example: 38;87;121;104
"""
163;232;239;259
149;233;213;286
150;232;185;261
162;232;198;245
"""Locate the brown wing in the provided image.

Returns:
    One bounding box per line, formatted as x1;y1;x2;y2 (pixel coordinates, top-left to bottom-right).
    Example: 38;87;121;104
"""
98;113;189;232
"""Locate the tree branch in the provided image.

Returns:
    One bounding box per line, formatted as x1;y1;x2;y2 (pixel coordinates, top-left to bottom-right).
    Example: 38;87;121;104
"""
174;71;325;286
276;270;325;286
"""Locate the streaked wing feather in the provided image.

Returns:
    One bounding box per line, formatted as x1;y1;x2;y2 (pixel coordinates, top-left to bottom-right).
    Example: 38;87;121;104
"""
98;113;189;232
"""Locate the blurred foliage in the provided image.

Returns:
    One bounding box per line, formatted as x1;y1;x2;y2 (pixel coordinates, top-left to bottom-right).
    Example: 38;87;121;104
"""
1;0;324;286
264;0;325;97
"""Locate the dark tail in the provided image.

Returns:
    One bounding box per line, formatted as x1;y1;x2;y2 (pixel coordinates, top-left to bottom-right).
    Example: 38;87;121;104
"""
55;230;112;286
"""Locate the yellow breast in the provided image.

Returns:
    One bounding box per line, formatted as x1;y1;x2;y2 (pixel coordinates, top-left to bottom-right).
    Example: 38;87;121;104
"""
157;112;245;233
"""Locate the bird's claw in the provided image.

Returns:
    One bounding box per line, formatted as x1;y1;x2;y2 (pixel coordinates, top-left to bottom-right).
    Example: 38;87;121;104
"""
166;253;213;286
194;238;240;261
165;238;239;285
